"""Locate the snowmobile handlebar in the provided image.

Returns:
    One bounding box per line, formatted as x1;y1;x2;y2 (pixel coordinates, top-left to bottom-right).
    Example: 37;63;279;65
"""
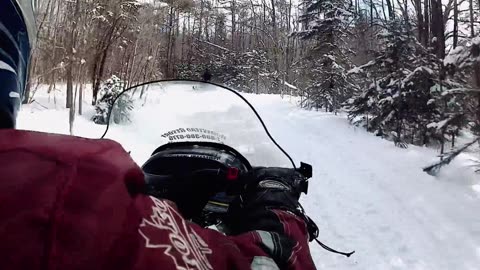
142;164;312;221
144;165;311;200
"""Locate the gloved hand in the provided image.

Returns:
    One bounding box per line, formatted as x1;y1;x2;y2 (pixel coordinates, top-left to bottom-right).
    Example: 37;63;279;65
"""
225;167;307;235
223;167;313;268
226;167;356;260
244;167;305;207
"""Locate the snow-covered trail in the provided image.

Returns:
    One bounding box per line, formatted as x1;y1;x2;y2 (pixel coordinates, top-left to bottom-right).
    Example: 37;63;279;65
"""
250;96;480;270
18;88;480;269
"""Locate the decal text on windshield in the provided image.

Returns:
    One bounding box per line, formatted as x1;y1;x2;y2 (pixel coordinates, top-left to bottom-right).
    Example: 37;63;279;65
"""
161;128;227;142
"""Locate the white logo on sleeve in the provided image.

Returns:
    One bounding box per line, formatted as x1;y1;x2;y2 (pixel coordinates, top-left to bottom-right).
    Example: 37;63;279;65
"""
139;196;213;270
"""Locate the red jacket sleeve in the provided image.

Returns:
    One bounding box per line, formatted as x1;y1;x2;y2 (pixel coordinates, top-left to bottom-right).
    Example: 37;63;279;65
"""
0;130;315;270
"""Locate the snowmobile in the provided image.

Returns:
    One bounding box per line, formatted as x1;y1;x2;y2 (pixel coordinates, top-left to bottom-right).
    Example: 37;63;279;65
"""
100;79;310;223
101;80;353;256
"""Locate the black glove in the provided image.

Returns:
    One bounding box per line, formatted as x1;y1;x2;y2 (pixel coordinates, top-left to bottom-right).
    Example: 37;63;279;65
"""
227;167;356;259
245;167;304;207
223;167;309;268
225;167;307;234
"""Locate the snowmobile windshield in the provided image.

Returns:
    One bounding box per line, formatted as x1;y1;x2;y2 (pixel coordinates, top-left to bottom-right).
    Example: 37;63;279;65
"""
101;80;294;168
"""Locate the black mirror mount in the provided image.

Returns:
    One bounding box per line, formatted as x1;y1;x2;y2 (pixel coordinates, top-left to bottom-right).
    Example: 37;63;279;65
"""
298;162;312;179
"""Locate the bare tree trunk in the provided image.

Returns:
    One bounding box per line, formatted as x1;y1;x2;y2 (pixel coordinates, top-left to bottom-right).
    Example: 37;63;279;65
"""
91;15;124;105
370;0;374;26
385;0;394;19
403;0;409;28
67;0;81;134
24;52;37;104
451;132;455;148
48;1;61;95
78;82;83;115
270;0;278;71
453;0;459;48
127;39;139;86
66;71;73;108
286;8;290;31
381;0;388;21
92;46;112;104
285;0;293;85
249;0;259;47
469;0;475;37
205;8;209;41
181;14;187;61
166;6;175;78
77;61;85;115
36;0;54;39
231;0;237;49
414;0;424;44
198;0;204;39
431;0;445;58
424;0;430;46
46;0;57;39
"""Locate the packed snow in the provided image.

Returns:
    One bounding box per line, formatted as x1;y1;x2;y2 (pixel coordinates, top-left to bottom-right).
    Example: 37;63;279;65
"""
18;84;480;270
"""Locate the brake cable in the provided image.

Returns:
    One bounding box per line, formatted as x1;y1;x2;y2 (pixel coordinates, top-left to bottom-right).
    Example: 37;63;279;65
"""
295;202;355;257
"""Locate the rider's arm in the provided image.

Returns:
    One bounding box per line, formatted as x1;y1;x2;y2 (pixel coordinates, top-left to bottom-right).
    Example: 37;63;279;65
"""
0;130;315;270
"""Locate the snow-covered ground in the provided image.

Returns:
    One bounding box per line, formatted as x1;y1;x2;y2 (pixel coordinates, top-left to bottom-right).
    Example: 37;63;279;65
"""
18;85;480;269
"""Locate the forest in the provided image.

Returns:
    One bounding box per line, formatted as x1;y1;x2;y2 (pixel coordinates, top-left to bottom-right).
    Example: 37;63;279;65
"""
29;0;480;159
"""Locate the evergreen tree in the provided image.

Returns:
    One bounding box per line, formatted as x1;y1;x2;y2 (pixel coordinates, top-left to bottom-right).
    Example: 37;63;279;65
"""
347;20;468;147
444;36;480;133
92;75;133;125
296;0;357;112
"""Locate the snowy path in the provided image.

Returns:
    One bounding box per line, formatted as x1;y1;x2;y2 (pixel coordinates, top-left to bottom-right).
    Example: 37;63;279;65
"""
250;96;480;270
18;89;480;269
